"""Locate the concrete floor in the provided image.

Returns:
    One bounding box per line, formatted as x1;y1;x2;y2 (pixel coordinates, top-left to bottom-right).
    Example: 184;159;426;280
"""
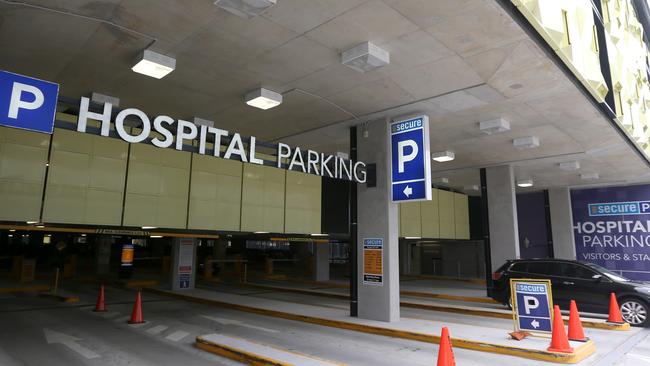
0;283;646;366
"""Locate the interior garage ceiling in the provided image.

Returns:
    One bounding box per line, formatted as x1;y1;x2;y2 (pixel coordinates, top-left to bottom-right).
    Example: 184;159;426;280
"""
0;0;648;193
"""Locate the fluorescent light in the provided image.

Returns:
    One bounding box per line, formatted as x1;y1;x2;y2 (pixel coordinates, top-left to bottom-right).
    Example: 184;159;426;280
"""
581;173;599;180
433;177;449;184
479;118;510;135
254;231;269;234
132;49;176;79
81;234;87;237
431;151;455;162
559;161;580;171
310;233;329;237
36;225;44;228
142;226;157;230
245;88;282;110
214;0;277;19
404;237;421;240
150;235;163;238
8;235;12;238
517;179;534;188
26;221;38;224
341;42;390;72
513;136;540;149
9;229;15;232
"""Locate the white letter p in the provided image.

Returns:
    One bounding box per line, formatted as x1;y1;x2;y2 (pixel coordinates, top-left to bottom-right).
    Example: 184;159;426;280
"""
523;295;539;314
8;82;44;119
397;140;418;173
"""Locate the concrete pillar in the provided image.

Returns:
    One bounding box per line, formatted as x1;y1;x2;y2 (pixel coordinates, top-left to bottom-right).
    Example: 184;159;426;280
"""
356;118;400;322
313;242;330;282
548;187;577;259
171;238;197;291
485;165;520;270
95;236;112;276
411;244;421;275
399;242;409;275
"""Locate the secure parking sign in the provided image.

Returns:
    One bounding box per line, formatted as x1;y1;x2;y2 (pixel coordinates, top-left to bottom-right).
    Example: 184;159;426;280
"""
389;115;431;202
510;279;553;335
0;70;59;134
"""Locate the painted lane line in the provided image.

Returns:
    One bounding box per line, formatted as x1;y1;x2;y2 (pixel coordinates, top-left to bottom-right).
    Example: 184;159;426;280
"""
628;353;650;364
201;315;280;333
166;330;190;342
146;325;168;335
44;329;100;359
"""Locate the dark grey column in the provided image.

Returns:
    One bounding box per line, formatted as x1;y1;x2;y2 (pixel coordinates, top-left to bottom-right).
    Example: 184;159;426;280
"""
548;187;577;259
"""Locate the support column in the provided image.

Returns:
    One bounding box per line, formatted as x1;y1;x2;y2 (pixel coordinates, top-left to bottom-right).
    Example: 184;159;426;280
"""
171;238;197;291
548;187;577;259
485;165;520;271
95;236;112;276
313;242;330;282
356;118;400;322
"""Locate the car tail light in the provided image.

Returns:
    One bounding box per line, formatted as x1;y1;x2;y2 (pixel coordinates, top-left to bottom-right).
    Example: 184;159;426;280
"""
492;272;503;281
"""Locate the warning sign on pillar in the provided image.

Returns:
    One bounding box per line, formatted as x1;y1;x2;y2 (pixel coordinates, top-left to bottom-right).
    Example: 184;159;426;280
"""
178;238;194;289
363;238;383;286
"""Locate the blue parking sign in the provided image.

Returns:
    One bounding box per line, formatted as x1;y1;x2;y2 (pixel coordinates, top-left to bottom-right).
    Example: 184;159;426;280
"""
0;70;59;134
389;116;431;202
511;279;553;334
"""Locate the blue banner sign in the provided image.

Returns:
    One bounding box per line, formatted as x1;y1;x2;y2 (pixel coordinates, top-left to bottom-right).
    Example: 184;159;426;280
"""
572;185;650;280
511;279;553;334
0;70;59;134
389;115;431;202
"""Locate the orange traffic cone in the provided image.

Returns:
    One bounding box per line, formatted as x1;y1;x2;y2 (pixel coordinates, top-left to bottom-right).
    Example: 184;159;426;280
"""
93;285;107;312
567;300;587;341
128;291;145;324
607;293;624;323
548;305;574;353
436;327;456;366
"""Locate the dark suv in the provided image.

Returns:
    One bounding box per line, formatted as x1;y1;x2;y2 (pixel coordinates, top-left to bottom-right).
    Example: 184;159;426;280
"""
490;259;650;326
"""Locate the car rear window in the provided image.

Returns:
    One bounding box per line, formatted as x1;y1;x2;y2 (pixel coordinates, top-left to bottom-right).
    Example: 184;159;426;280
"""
509;262;527;273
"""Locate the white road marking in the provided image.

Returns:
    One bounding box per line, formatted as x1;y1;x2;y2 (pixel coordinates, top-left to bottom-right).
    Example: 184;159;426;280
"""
201;315;280;333
166;330;190;342
147;325;168;335
628;353;650;364
44;329;101;359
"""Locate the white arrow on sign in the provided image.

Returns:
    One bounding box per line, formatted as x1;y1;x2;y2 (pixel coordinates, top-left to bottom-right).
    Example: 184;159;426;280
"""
531;319;540;329
44;329;101;359
403;185;412;198
201;315;279;333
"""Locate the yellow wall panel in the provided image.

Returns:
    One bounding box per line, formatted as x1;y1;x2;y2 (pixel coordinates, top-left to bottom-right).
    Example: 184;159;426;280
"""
421;188;440;238
123;144;190;229
188;154;242;231
453;192;470;240
285;170;321;234
438;190;455;239
399;201;421;237
241;164;285;233
0;127;49;222
43;128;128;225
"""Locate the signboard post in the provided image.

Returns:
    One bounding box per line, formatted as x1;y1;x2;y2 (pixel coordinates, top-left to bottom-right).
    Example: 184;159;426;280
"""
0;70;58;134
389;115;432;202
510;279;553;336
363;238;383;285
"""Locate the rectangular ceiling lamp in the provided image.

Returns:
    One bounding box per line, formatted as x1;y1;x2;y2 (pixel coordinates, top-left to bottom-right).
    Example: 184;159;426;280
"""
580;173;599;180
479;118;510;135
431;150;455;162
132;49;176;79
214;0;277;18
341;42;390;72
513;136;540;149
559;161;580;171
245;88;283;110
516;179;533;187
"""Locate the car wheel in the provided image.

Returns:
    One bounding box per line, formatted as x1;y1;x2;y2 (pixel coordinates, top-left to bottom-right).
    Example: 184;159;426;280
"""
506;295;513;310
620;298;649;326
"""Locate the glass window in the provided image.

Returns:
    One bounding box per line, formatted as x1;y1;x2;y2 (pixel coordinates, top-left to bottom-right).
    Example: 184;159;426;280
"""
509;262;527;273
526;262;550;275
565;264;599;279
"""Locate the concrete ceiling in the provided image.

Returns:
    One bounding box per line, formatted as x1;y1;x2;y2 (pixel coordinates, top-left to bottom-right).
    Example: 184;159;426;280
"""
0;0;648;193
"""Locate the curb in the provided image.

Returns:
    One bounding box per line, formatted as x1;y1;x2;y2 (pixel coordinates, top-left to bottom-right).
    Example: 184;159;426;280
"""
195;337;292;366
0;285;50;294
146;288;596;364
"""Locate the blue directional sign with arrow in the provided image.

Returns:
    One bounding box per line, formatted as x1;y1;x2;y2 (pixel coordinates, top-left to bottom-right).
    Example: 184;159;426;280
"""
510;279;553;335
389;116;431;202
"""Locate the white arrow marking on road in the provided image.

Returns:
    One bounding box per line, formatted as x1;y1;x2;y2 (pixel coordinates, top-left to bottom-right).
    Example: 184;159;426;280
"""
531;319;540;329
403;185;412;198
201;315;279;333
44;329;101;359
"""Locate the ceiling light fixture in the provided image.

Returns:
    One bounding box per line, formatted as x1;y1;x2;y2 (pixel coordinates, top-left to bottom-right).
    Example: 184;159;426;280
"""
464;185;479;191
245;88;283;110
132;49;176;79
310;233;329;237
26;221;38;225
580;173;599;180
559;161;581;171
433;177;449;184
479;118;510;135
341;42;390;73
517;179;534;188
513;136;540;149
213;0;276;19
431;151;455;162
404;237;422;240
254;231;270;234
142;226;157;230
150;235;163;238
